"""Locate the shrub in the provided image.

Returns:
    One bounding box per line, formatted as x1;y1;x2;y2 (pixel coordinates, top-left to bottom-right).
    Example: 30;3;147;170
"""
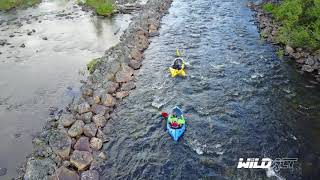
265;0;320;50
0;0;39;10
85;0;115;16
262;3;274;12
87;58;99;74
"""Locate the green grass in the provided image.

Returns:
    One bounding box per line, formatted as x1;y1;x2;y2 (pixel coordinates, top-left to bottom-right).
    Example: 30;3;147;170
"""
0;0;40;10
87;58;99;74
276;48;284;59
84;0;115;16
262;0;320;50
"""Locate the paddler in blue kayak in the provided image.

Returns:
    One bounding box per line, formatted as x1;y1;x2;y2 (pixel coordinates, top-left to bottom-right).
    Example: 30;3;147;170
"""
161;112;185;128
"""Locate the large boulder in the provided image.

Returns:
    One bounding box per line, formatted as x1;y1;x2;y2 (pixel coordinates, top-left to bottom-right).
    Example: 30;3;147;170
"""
24;158;56;180
83;123;98;137
74;137;91;152
54;166;80;180
92;114;107;127
49;131;72;159
70;150;93;171
60;114;76;127
81;170;99;180
68;120;85;137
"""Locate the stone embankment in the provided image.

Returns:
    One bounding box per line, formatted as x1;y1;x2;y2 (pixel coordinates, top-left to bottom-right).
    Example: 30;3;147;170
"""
250;2;320;82
17;0;173;179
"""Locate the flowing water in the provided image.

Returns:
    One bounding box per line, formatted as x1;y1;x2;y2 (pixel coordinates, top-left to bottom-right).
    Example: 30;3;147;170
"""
0;0;131;178
100;0;320;179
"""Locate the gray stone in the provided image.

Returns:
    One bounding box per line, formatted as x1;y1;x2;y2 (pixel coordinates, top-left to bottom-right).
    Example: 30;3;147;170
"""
77;102;91;114
74;137;91;152
81;112;93;124
121;81;136;91
305;58;315;66
90;137;103;150
0;168;7;176
92;114;106;127
302;65;314;72
115;65;134;83
24;158;56;180
54;166;79;180
285;45;294;55
116;91;129;99
60;114;76;127
128;60;142;70
68;120;85;137
83;123;98;137
49;131;72;159
70;150;93;171
91;104;109;115
81;170;99;180
101;94;116;107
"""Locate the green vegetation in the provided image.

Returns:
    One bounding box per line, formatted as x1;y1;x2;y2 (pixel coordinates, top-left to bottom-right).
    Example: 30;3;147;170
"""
276;48;284;59
262;0;320;50
87;58;99;74
0;0;40;10
84;0;115;16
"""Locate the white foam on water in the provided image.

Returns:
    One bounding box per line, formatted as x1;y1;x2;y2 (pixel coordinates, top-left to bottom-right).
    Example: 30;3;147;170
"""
266;167;285;180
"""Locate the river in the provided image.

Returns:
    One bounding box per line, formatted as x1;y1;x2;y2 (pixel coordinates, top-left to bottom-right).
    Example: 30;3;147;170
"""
99;0;320;179
0;0;131;178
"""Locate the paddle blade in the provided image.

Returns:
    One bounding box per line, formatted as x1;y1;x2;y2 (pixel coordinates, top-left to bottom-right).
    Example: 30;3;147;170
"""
161;112;169;118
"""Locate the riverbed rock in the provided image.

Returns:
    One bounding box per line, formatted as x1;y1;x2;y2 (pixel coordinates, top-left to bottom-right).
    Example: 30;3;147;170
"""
302;64;314;73
33;137;53;158
305;58;315;66
285;45;294;56
83;123;98;137
81;112;93;124
74;137;91;152
77;102;91;114
54;166;79;180
90;137;103;150
96;129;108;143
92;114;106;127
92;104;109;115
93;95;100;104
106;82;119;94
60;114;76;127
128;60;142;70
101;94;116;107
116;91;129;99
68;120;85;137
70;150;93;171
81;170;99;180
0;168;7;176
130;48;143;61
24;158;56;180
115;65;134;83
121;81;136;91
81;87;93;97
49;131;72;159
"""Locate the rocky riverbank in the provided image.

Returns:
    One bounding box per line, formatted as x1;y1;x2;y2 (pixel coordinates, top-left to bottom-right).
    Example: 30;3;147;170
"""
249;2;320;83
16;0;172;179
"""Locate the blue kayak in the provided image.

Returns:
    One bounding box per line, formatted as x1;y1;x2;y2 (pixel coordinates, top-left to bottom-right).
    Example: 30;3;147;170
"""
166;106;186;141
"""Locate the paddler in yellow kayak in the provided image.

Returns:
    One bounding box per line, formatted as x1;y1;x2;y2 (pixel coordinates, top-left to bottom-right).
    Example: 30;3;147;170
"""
169;49;186;77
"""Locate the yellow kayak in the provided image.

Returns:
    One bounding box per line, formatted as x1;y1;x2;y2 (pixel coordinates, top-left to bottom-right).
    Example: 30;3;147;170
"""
169;63;186;77
169;49;186;77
